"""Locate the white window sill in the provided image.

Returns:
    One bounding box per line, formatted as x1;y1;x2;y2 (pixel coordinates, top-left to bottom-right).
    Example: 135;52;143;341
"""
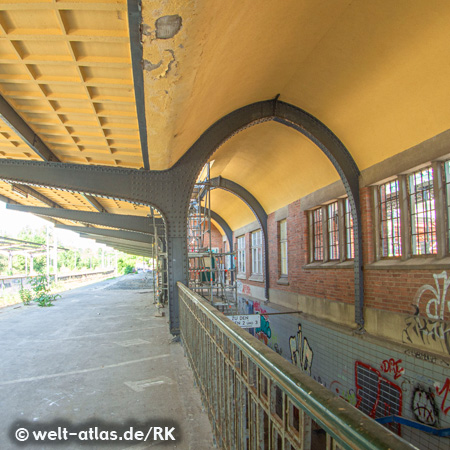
249;274;263;283
367;256;450;270
303;261;354;270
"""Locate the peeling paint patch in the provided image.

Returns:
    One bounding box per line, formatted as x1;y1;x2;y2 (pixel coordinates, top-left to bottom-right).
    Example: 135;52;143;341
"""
155;15;182;39
163;49;176;78
143;59;162;71
144;50;176;79
141;23;153;36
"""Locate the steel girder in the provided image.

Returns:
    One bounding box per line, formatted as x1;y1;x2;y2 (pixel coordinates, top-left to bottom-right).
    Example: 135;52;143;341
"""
6;204;164;234
210;210;233;253
0;95;60;163
210;177;269;298
82;234;152;251
127;0;149;171
14;184;61;209
0;98;363;331
56;224;153;244
82;194;108;213
91;239;152;257
0;193;19;205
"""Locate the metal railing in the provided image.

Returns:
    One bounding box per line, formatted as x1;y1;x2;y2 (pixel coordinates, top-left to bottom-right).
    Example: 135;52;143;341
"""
178;283;417;450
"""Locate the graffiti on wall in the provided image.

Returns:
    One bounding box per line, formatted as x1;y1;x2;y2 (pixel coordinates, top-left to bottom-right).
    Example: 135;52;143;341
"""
414;271;450;320
411;386;439;426
252;301;272;345
436;378;450;416
355;361;403;434
330;380;356;406
402;315;450;356
289;324;314;375
380;358;405;380
404;349;450;368
255;314;271;343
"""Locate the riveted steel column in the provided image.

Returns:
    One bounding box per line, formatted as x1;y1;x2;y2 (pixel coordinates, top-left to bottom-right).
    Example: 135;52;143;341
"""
163;179;191;334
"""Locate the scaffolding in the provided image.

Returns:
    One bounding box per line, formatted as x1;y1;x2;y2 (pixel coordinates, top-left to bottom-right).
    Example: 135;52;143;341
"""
187;162;237;313
150;206;168;308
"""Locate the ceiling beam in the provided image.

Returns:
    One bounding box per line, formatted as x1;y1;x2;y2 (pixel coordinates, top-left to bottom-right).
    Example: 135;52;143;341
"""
91;239;153;257
0;160;165;206
128;0;150;170
81;234;152;250
0;193;20;206
210;176;268;297
210;210;233;252
0;94;60;162
10;183;61;208
82;194;108;213
6;204;164;234
56;224;153;244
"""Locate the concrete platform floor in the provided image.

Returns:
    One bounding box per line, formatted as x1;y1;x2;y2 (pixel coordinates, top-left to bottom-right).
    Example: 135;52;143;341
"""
0;273;214;449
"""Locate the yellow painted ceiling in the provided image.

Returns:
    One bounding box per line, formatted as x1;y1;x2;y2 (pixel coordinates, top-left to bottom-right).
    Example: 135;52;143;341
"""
209;189;256;232
142;0;450;172
0;0;141;167
209;122;339;217
0;1;449;233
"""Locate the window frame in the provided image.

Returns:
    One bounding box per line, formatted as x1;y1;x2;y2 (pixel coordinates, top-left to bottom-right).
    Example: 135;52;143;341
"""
327;201;340;261
344;198;355;260
373;160;448;262
310;208;324;262
308;198;354;264
251;230;263;275
279;219;288;277
378;179;402;259
237;235;246;276
408;166;437;256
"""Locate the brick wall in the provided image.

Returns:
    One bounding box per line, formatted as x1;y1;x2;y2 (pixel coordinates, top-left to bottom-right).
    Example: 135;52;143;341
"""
210;223;224;252
234;188;450;320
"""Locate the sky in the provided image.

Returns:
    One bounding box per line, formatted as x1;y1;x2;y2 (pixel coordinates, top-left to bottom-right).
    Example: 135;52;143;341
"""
0;201;109;251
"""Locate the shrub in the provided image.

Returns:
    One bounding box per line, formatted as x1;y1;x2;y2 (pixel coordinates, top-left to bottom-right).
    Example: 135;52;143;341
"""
30;275;60;307
19;287;33;305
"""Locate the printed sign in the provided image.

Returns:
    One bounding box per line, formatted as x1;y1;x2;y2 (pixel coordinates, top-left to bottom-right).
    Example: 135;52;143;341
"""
228;314;261;328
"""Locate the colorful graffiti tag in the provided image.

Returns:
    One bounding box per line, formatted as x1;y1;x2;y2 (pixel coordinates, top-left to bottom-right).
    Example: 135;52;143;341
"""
436;378;450;416
380;358;405;380
255;314;272;345
289;324;314;375
411;386;439;426
329;380;356;406
402;315;450;356
414;271;450;320
355;361;403;435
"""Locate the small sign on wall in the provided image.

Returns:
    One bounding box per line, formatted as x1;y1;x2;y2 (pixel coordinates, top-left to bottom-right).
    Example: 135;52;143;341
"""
228;314;261;328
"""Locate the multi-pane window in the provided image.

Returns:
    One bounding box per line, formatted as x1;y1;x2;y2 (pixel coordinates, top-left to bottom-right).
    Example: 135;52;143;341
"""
327;202;339;260
445;161;450;250
312;208;323;261
251;230;263;275
408;167;436;255
345;198;355;259
237;236;245;274
379;180;401;257
279;220;288;276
